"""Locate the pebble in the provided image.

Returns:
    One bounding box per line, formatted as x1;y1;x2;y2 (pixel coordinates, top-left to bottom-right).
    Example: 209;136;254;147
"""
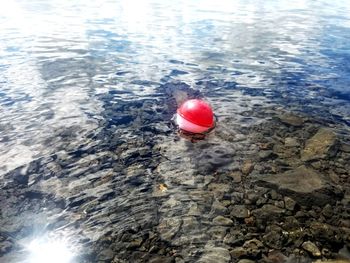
237;260;255;263
198;246;231;263
241;160;254;175
230;205;250;218
98;248;114;261
301;128;338;161
258;150;274;160
284;137;299;147
322;204;333;218
213;216;233;226
229;171;242;183
284;196;296;211
302;241;321;257
158;217;182;242
211;200;228;215
278;113;304;126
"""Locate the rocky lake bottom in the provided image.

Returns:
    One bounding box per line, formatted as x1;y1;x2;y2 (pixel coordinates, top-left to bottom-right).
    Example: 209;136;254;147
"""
0;81;349;263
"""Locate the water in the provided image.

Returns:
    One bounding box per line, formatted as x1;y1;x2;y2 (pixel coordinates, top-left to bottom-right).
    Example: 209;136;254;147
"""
0;0;349;262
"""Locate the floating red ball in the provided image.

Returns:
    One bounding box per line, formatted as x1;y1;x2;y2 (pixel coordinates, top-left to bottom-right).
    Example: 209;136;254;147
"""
176;99;215;133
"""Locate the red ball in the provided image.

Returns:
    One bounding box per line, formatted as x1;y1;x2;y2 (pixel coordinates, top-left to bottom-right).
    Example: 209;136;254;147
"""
177;99;214;128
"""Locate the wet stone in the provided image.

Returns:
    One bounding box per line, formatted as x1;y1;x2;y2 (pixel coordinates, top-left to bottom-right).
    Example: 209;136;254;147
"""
98;248;115;261
0;241;12;254
301;128;338;161
322;204;333;218
252;204;285;220
207;183;230;193
309;222;342;245
198;245;231;263
127;238;143;249
278;113;304;127
223;233;244;246
258;150;275;161
158;217;182;242
237;260;255;263
302;241;321;257
148;256;174;263
284;196;297;211
229;171;242;183
208;226;228;240
210;200;228;215
187;202;201;216
265;250;288;263
255;165;343;206
241;160;254;175
230;205;249;218
213;216;233;226
231;239;264;259
262;225;286;249
285;137;299;147
181;216;199;232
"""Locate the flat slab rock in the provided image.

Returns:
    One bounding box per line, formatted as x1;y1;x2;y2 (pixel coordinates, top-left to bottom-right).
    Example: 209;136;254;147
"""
255;165;343;206
301;128;338;161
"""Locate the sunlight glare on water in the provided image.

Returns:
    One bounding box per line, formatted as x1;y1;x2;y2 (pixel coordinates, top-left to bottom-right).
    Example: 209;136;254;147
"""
0;0;350;262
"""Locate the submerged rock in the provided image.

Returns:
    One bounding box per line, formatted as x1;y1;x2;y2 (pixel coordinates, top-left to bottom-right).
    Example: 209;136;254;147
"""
252;204;285;220
284;196;297;211
301;128;338;161
230;205;250;218
158;217;182;242
278;113;304;127
231;238;264;259
198;245;231;263
302;241;321;257
242;160;254;175
212;216;233;226
255;165;343;206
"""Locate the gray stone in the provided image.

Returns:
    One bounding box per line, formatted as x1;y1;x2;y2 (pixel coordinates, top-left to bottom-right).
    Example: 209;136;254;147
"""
207;183;230;193
237;260;255;263
187;202;201;216
322;204;333;218
127;238;143;249
198;246;231;263
241;160;254;175
210;200;228;215
231;239;264;258
208;226;228;240
258;150;274;160
230;205;249;218
98;249;114;261
213;216;233;226
229;171;242;183
285;137;299;147
301;128;338;161
158;217;182;242
340;142;350;153
252;204;285;220
284;196;296;211
302;241;321;257
149;256;174;263
182;216;199;232
223;233;244;246
0;241;12;254
262;225;286;249
255;165;343;206
278;113;304;126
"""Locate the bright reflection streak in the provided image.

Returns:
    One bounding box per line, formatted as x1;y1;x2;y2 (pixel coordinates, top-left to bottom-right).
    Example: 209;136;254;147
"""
26;237;74;263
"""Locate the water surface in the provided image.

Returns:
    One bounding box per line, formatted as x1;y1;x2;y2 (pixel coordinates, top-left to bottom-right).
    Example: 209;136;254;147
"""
0;1;349;262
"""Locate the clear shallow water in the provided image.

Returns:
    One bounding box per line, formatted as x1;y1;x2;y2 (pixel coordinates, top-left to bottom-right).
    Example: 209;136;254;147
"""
0;1;350;262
